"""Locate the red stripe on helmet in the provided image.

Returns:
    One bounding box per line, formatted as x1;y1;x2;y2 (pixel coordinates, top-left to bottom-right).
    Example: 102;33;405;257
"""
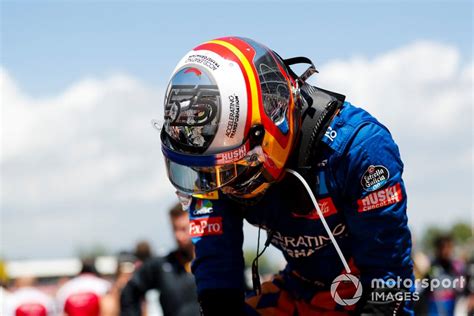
226;37;292;149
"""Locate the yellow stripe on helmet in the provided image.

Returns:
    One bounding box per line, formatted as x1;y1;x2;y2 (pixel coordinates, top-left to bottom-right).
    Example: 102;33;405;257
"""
207;39;261;124
207;40;292;171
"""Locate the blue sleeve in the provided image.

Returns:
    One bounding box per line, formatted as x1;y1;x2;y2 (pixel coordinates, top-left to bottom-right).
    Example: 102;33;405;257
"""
338;123;413;286
189;197;245;293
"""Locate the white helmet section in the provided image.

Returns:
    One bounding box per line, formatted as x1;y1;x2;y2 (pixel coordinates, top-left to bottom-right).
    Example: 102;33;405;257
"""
171;48;248;154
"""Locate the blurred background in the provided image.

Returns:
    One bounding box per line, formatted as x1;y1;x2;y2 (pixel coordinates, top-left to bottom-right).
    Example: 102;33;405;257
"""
0;0;472;315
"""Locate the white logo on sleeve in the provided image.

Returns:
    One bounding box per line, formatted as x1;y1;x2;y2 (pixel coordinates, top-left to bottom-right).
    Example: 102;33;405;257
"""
325;126;337;142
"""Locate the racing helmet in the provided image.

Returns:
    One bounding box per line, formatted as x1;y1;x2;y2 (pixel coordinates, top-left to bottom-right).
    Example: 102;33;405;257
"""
161;37;302;197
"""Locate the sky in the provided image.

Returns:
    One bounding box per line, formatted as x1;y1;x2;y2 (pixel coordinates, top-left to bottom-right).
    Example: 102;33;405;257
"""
1;1;472;260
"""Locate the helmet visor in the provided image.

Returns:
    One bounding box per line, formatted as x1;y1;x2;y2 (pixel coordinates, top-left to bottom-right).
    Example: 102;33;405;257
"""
162;139;266;194
165;159;259;194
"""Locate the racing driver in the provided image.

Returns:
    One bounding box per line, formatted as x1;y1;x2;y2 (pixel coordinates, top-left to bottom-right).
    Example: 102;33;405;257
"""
156;37;414;315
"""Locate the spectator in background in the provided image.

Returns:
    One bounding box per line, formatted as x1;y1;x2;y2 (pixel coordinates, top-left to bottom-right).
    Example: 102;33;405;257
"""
120;203;199;316
0;260;10;315
417;235;465;316
101;253;137;316
56;258;111;316
464;255;474;315
4;276;56;316
412;236;431;280
134;241;153;264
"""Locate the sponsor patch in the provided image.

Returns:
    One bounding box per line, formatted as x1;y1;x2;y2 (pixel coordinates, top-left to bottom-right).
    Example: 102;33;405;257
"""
325;126;337;142
189;217;223;237
357;183;402;212
271;223;347;258
292;197;338;220
193;199;213;216
215;143;248;164
361;165;390;192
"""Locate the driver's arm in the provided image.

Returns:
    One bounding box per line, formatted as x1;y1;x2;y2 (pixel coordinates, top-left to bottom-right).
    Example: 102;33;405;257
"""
189;196;246;316
339;122;413;315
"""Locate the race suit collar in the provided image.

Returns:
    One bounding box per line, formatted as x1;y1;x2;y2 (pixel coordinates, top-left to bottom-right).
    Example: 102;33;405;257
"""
321;102;356;154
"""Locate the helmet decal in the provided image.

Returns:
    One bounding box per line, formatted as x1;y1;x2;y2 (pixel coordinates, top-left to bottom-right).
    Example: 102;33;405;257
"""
164;66;221;151
161;37;302;196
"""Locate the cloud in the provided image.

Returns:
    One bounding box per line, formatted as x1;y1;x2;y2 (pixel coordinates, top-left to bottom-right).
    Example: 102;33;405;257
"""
315;41;472;234
1;69;178;258
1;40;472;258
1;69;173;206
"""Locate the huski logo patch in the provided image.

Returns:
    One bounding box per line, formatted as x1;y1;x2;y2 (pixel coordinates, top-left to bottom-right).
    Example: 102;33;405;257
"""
357;183;402;212
361;165;389;192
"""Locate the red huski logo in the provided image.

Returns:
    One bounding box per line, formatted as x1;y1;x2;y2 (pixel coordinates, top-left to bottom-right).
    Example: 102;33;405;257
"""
357;183;402;212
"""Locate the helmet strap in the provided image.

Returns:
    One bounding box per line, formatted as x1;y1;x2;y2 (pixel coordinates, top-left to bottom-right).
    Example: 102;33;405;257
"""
281;56;319;86
292;85;345;180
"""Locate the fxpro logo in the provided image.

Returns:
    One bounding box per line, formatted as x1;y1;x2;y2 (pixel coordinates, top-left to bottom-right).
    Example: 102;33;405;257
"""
189;217;223;237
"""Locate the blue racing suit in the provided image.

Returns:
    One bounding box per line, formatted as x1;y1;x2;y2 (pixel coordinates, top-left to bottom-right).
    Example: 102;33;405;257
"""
188;102;413;315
